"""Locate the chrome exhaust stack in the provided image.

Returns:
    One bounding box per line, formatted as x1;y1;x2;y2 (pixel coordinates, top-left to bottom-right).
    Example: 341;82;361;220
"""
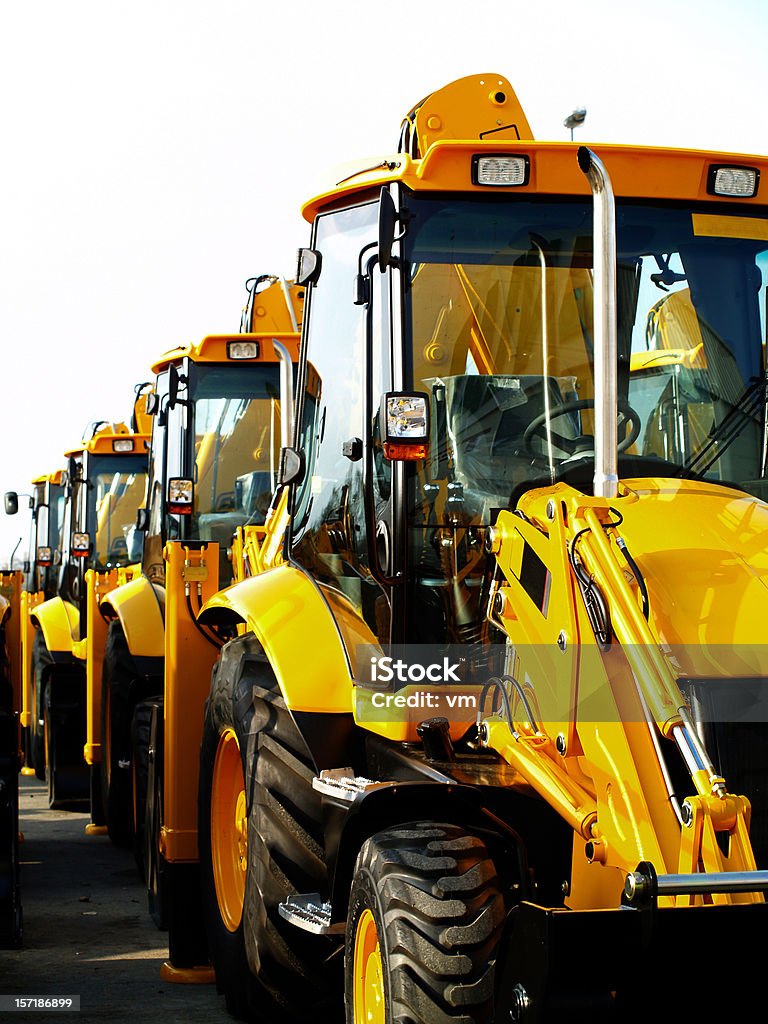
578;147;618;500
272;339;295;449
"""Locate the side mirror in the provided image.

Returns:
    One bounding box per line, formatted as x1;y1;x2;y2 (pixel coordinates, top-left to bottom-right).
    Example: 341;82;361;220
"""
296;247;322;287
378;187;398;272
168;364;188;410
168;365;180;409
4;492;18;516
380;391;430;461
167;478;194;515
36;547;52;567
72;532;91;558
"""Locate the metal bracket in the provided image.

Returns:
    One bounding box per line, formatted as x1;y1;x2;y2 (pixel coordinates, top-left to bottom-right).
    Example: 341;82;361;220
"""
278;894;345;935
312;768;388;802
181;563;208;583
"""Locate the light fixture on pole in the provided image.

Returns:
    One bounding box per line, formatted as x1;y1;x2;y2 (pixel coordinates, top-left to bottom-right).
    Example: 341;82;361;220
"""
564;107;587;141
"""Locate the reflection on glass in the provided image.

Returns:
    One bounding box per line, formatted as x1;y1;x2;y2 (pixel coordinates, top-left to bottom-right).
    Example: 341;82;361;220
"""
401;196;768;644
94;468;148;568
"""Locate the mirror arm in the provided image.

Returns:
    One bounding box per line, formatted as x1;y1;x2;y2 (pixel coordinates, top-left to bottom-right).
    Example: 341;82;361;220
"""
362;253;400;587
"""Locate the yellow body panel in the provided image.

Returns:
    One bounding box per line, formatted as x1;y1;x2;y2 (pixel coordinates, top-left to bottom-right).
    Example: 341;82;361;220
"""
20;591;44;728
485;478;767;907
200;564;353;714
161;543;221;863
402;73;533;155
617;478;768;658
242;278;304;334
32;597;80;657
0;571;22;713
83;569;122;765
99;573;165;659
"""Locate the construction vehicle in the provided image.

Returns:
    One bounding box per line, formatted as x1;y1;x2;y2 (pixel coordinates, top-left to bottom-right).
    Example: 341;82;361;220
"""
241;273;302;335
4;470;66;777
0;577;22;947
194;74;768;1022
94;277;303;977
21;411;150;810
0;469;67;949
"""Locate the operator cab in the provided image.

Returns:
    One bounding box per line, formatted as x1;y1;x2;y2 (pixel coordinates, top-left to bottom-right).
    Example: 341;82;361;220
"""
292;146;768;653
141;335;299;588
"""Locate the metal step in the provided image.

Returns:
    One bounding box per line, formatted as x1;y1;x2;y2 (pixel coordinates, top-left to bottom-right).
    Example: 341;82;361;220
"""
278;893;344;935
312;767;386;801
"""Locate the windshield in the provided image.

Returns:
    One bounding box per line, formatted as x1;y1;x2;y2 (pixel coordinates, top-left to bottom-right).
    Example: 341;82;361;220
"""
88;455;148;569
403;195;768;523
33;482;64;585
190;363;283;584
48;483;65;552
192;364;282;529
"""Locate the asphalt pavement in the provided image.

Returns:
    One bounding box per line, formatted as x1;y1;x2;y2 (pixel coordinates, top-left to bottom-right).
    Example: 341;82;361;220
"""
0;774;226;1022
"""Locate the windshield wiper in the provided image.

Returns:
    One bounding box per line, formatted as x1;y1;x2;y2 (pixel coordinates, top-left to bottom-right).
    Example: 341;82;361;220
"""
682;374;767;479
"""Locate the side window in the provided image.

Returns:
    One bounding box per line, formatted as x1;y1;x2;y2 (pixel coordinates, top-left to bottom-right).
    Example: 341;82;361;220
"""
292;201;390;646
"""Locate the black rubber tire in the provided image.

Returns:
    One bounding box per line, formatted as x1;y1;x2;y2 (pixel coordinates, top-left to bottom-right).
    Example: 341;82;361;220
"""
144;698;167;930
43;676;88;811
0;635;12;715
44;700;57;810
0;711;22;949
344;822;504;1024
31;630;52;780
130;698;157;881
100;622;139;848
208;633;340;1023
89;765;106;827
198;635;259;1019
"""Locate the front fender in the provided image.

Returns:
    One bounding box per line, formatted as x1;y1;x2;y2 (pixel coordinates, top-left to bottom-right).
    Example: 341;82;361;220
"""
31;597;79;662
200;565;353;714
100;574;165;659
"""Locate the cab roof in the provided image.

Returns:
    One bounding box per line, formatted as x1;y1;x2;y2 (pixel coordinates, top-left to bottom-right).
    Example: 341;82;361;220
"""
301;73;768;220
151;332;300;374
65;422;150;459
30;469;64;486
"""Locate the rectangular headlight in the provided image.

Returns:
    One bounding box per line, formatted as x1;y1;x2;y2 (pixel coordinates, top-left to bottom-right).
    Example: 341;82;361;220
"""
472;154;530;187
113;439;135;452
227;340;260;359
36;546;52;566
708;165;759;198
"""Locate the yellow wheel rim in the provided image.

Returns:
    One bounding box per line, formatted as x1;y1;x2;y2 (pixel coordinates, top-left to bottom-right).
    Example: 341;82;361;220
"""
211;728;247;932
353;908;385;1024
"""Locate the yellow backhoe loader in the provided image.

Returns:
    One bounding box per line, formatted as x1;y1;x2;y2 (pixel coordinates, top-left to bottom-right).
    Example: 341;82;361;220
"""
195;74;768;1022
95;277;303;984
5;470;66;777
24;410;149;809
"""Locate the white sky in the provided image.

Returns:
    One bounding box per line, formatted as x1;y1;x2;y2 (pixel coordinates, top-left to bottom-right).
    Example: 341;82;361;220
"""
1;0;767;562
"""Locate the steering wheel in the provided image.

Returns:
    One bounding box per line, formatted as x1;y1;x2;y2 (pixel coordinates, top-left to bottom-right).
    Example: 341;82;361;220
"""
523;397;641;459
